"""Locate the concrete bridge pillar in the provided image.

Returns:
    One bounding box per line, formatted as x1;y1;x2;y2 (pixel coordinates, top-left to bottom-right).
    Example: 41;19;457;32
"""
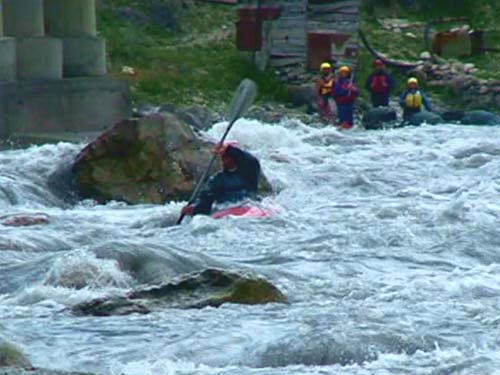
3;0;62;80
44;0;97;36
3;0;44;37
0;0;3;36
0;1;16;81
44;0;106;77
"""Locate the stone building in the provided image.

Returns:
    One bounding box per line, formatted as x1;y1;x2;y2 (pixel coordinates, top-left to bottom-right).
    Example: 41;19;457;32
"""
0;0;131;139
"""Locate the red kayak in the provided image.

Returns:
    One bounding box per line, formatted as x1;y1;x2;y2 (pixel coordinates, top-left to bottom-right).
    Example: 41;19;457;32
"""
211;205;274;219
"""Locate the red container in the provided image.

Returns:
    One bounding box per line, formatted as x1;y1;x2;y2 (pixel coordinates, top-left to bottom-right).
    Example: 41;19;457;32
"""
307;33;333;70
236;19;262;51
236;7;280;51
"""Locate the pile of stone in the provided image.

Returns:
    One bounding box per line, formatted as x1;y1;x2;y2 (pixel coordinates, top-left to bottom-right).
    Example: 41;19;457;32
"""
378;18;424;33
411;59;500;110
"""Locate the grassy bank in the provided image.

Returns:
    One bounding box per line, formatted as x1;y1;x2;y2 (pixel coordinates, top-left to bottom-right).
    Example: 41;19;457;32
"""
97;1;500;110
97;1;287;111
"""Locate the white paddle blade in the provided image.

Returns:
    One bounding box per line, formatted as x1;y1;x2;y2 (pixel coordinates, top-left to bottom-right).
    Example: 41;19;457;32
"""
228;79;257;123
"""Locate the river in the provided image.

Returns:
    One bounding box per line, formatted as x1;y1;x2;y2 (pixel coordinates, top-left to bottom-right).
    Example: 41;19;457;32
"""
1;118;500;375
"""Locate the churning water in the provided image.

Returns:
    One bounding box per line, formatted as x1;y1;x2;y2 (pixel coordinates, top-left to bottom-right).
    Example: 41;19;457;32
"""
1;118;500;375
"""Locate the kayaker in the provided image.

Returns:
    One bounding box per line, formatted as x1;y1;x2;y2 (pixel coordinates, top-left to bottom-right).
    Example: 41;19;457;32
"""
399;77;432;121
365;59;396;107
332;65;359;129
180;142;261;216
315;62;336;123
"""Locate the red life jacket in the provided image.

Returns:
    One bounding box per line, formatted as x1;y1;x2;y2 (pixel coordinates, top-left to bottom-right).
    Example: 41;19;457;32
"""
370;74;389;94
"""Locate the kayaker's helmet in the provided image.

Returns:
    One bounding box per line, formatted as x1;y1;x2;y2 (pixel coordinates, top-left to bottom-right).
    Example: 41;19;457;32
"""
223;140;240;149
220;140;240;171
338;66;351;77
373;59;385;67
407;77;419;86
320;62;332;72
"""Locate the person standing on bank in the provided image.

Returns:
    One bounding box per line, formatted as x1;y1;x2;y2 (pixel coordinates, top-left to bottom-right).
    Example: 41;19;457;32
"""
365;59;396;107
332;65;359;129
315;62;336;123
180;142;261;217
399;77;432;121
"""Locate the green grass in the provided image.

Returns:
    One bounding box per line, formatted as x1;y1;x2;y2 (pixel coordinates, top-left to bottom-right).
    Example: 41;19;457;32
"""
97;0;500;110
97;1;287;110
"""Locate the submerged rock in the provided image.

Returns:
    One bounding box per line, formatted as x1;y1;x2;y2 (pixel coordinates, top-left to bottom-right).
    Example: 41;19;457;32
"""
440;110;466;123
406;111;444;126
362;107;398;130
1;214;49;227
461;110;500;125
72;269;288;316
71;113;272;204
0;341;32;370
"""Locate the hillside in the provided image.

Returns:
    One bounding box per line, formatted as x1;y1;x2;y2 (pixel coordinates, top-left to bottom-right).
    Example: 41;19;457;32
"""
96;0;286;112
359;1;500;109
97;0;500;112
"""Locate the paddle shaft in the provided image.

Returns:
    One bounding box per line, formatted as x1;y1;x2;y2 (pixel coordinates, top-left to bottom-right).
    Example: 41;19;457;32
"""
176;79;257;225
176;120;237;225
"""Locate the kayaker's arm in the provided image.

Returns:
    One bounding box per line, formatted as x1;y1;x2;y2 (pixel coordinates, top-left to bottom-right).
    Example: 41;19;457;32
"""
422;95;432;111
387;72;396;91
191;174;224;215
225;146;260;192
398;91;407;108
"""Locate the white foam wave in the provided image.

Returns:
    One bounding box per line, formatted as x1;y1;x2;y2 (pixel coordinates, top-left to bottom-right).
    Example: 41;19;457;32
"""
43;249;133;290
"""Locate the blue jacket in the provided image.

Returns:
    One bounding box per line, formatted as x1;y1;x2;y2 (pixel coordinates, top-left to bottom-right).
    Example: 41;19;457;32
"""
333;77;359;105
193;146;260;215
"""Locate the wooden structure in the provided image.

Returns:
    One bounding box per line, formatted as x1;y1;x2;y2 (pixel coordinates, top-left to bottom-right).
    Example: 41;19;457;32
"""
236;0;360;75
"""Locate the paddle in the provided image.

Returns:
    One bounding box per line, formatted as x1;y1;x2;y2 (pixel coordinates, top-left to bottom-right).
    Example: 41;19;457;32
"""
176;79;257;225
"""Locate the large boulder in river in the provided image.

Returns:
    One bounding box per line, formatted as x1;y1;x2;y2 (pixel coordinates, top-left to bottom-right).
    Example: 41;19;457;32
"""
72;113;272;204
461;110;500;125
0;340;32;369
362;107;398;130
406;111;444;126
72;269;287;316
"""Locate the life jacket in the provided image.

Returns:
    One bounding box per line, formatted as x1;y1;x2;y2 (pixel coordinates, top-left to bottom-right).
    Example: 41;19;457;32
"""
370;74;389;94
318;77;334;96
404;90;423;109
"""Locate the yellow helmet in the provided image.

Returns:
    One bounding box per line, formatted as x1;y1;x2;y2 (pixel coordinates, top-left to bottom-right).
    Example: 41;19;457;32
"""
407;77;419;86
320;62;332;71
338;65;351;73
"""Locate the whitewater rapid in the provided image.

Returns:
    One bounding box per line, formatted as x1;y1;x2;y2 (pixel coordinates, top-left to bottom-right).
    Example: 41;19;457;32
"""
1;118;500;375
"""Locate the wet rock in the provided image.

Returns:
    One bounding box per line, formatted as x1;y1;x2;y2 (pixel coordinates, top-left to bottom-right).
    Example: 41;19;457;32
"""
287;85;317;114
163;105;221;132
72;269;287;316
440;110;466;123
406;111;444;126
461;110;500;125
1;214;49;227
0;341;32;370
71;113;273;204
47;163;79;205
362;107;398;130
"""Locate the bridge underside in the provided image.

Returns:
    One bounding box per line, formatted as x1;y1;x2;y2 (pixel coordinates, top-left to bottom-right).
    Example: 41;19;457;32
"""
0;0;131;140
